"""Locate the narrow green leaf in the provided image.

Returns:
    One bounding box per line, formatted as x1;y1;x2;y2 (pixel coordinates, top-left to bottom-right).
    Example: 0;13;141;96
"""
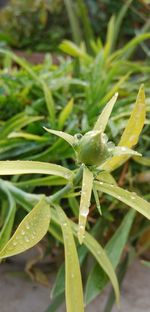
112;146;141;157
133;156;150;167
41;81;56;126
99;72;130;107
95;180;150;220
85;209;135;304
0;161;73;180
101;84;145;171
104;16;115;59
44;127;75;147
56;205;84;312
0;190;16;250
78;166;93;244
59;40;91;62
83;230;120;305
92;185;102;215
58;98;74;130
1;113;43;139
93;93;118;132
0;197;50;259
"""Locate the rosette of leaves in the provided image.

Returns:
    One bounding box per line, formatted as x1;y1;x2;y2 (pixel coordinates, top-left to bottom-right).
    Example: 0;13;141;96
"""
0;84;150;312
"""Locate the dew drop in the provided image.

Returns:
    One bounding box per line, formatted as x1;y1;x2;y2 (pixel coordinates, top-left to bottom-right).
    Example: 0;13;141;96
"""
21;230;25;236
71;273;75;278
97;250;101;256
25;224;30;230
81;210;88;217
63;222;67;227
99;181;103;185
118;196;121;200
13;241;17;246
131;196;135;200
25;237;30;243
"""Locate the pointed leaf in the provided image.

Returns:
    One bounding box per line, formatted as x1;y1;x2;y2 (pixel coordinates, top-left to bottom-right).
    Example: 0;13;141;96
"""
56;205;84;312
93;93;118;132
0;197;50;259
133;156;150;167
95;180;150;220
44;127;75;147
78;166;93;244
0;161;73;180
112;146;141;157
101;84;145;171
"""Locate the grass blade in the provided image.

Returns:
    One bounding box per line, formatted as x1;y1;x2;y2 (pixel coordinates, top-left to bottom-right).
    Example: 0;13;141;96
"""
85;209;135;304
95;180;150;220
0;161;73;180
93;93;118;132
56;205;84;312
78;166;93;244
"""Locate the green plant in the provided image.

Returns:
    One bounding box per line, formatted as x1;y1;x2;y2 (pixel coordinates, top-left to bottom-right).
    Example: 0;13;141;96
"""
0;85;150;311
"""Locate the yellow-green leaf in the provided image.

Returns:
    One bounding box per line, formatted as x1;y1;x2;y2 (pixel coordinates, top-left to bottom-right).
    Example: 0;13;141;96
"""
94;180;150;220
93;93;118;132
133;156;150;167
101;84;145;171
44;127;75;147
0;160;73;180
0;197;50;259
78;166;93;244
58;98;74;130
56;205;84;312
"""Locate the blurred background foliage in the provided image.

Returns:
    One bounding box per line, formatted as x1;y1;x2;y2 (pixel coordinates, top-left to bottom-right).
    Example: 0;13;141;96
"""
0;0;149;51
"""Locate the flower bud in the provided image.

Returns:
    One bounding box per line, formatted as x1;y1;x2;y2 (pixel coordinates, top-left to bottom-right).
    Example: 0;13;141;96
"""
73;131;112;166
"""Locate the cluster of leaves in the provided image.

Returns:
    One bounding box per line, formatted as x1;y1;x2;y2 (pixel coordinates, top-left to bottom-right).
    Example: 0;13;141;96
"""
0;12;150;312
0;0;149;51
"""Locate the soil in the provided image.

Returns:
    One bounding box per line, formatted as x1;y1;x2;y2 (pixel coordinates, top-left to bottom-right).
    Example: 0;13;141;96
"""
0;257;150;312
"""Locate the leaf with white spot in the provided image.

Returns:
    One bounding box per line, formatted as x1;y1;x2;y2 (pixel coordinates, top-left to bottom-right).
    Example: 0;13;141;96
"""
101;84;145;171
0;197;50;259
93;93;118;132
0;161;73;180
112;146;141;157
56;205;84;312
78;166;93;244
44;127;75;147
94;180;150;220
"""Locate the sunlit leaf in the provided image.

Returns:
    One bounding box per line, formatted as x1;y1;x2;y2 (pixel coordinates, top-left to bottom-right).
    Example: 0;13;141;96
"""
44;127;75;147
112;146;141;157
93;93;118;132
0;160;73;180
101;84;145;171
0;197;50;259
78;166;93;244
56;205;84;312
95;180;150;220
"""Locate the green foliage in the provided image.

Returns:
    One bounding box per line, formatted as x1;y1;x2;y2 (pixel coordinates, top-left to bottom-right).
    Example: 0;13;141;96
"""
0;7;149;310
0;83;149;311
